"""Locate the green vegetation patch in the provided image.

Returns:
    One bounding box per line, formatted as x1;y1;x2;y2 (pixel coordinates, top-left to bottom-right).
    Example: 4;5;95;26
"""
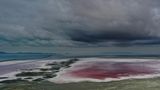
1;77;160;90
0;78;26;84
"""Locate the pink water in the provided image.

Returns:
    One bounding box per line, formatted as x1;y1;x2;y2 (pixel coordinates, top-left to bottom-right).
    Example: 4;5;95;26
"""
67;61;160;80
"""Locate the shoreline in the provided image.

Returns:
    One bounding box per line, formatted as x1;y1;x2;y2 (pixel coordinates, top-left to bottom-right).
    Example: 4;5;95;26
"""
1;58;160;84
0;58;77;83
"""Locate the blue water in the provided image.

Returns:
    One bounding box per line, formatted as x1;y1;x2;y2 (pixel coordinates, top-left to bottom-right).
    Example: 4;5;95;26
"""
0;53;54;61
0;52;160;61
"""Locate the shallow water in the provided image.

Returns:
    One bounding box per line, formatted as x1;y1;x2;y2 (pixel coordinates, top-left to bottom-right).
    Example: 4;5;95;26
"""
0;61;40;75
64;60;160;80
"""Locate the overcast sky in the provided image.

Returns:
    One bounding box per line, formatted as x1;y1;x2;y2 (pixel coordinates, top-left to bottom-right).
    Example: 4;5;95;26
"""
1;0;160;49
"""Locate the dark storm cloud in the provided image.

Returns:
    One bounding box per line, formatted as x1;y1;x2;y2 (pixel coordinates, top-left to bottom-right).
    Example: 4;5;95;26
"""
0;0;160;47
68;29;154;43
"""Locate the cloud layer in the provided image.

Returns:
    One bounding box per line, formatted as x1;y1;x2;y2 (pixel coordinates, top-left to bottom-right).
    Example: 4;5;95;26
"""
0;0;160;47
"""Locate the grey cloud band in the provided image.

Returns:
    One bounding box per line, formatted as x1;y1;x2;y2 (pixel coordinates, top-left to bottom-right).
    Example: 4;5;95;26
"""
0;0;160;47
